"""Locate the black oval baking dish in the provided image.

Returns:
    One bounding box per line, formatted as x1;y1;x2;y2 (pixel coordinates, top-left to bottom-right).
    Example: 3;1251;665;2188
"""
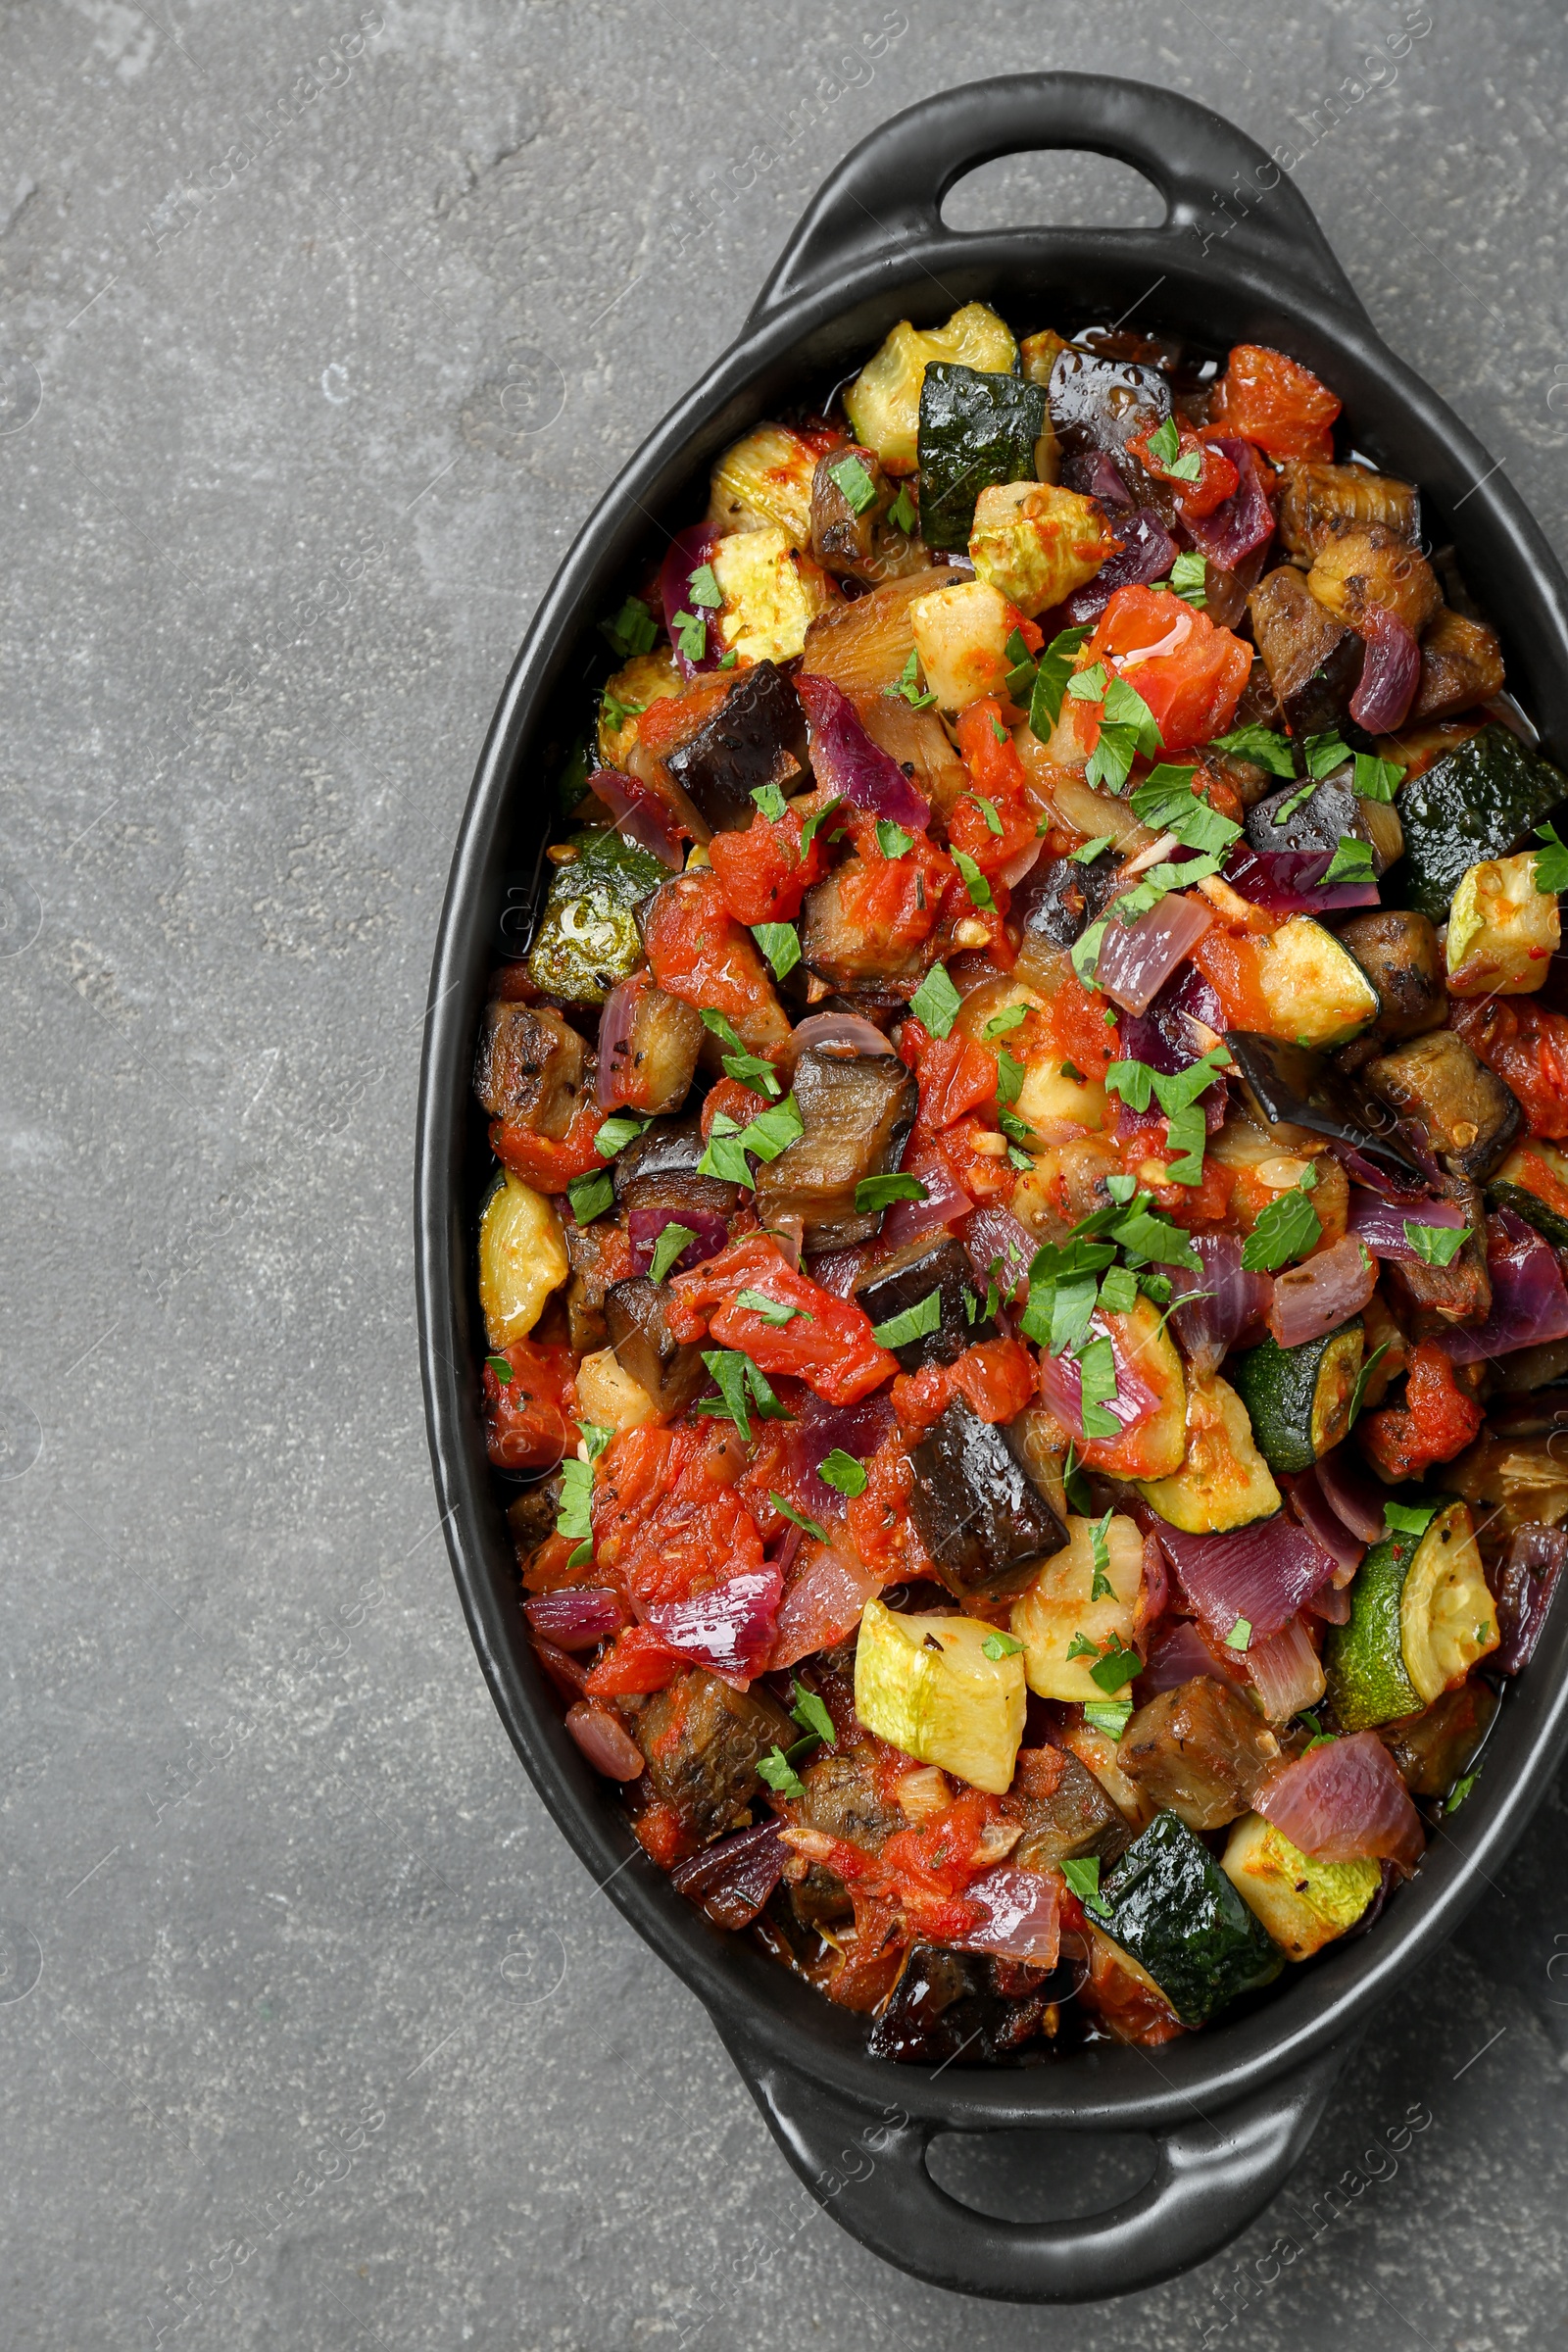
416;73;1568;2301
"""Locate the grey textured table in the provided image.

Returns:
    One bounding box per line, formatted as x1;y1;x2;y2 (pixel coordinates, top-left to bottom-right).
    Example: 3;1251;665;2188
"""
4;4;1567;2344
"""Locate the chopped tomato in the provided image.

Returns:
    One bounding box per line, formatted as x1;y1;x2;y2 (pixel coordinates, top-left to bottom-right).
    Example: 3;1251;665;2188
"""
931;1114;1019;1203
1450;996;1568;1141
631;1799;689;1868
1125;420;1239;519
642;868;788;1049
700;1075;772;1136
1126;1147;1238;1229
899;1014;999;1131
845;1432;926;1581
583;1624;682;1696
635;673;734;760
489;962;539;1004
522;1532;589;1592
592;1422;763;1608
666;1231;898;1405
951;702;1040;873
1208;342;1341;464
1189;927;1270;1031
483;1338;576;1470
708;794;834;925
1042;967;1120;1081
881;1791;997;1898
951;1336;1043;1423
1359;1341;1484;1482
1081;585;1252;755
490;1094;605;1194
832;828;954;961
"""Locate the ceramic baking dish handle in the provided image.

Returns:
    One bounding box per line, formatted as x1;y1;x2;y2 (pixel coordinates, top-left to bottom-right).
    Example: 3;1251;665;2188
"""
722;2029;1354;2303
748;71;1370;329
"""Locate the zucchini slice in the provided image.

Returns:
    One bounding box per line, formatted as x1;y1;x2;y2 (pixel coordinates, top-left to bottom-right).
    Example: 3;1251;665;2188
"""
1138;1371;1282;1534
1252;914;1381;1051
527;826;666;1004
853;1596;1026;1795
843;301;1018;475
917;364;1050;552
1096;1810;1283;2026
1392;722;1568;922
1487;1138;1568;1251
1325;1498;1499;1731
1221;1813;1381;1961
1230;1318;1364;1475
1008;1512;1145;1702
477;1170;569;1348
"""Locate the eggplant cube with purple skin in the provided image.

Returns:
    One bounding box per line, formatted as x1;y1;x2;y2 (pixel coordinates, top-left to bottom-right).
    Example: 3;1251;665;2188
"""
907;1397;1068;1599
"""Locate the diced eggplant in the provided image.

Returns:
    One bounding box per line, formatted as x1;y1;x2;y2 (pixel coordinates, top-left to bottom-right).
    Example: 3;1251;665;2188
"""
906;1396;1068;1598
473;1001;589;1131
612;1114;740;1217
1115;1678;1280;1833
1249;564;1365;737
1011;847;1122;956
867;1942;1051;2065
1046;341;1172;461
1409;608;1506;723
631;1668;795;1843
1363;1028;1522;1183
1378;1682;1498;1797
1003;1744;1131;1871
604;1276;710;1417
598;975;704;1114
1277;462;1419;564
526;827;668;1004
662;661;808;833
857;694;969;817
755;1047;917;1250
801;860;926;989
1224;1032;1427;1188
1489;1350;1568;1403
563;1214;629;1355
1449;1428;1568;1558
1244;771;1398;874
1332;909;1447;1039
799;1747;904;1850
853;1235;995;1371
1382;1177;1492;1336
799;564;964;700
506;1473;564;1557
809;443;894;580
1306;522;1442;638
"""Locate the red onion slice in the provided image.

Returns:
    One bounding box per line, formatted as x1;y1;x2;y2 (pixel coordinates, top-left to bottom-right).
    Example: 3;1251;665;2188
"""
588;766;687;869
962;1202;1037;1301
1256;1730;1424;1871
1245;1614;1326;1721
796;673;931;831
1266;1235;1378;1350
1283;1469;1365;1580
1094;892;1213;1015
1314;1445;1387;1544
1349;603;1421;733
1224;845;1380;916
1438;1209;1568;1363
1155;1513;1339;1644
524;1588;629;1650
1492;1522;1568;1675
1039;1314;1160;1445
644;1564;782;1682
659;521;724;678
879;1147;974;1250
1062;449;1135;509
771;1544;883;1670
779;1011;895;1066
564;1700;646;1780
1171;1234;1273;1378
627;1204;731;1278
1181;437;1276;571
671;1822;786;1928
1135;1615;1250;1696
1059;509;1178;627
783;1393;898;1527
954;1866;1061;1967
1345;1187;1470;1262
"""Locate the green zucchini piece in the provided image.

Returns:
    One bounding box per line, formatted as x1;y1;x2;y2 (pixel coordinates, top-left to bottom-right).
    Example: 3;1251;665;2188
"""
1137;1371;1282;1534
1391;722;1568;921
1325;1497;1498;1731
1487;1139;1568;1251
916;364;1048;553
1253;913;1381;1050
1230;1318;1364;1475
1221;1813;1380;1961
1097;1809;1283;2027
526;827;666;1004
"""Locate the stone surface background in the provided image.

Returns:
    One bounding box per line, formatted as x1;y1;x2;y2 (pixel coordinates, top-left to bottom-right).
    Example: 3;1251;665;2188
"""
3;2;1567;2344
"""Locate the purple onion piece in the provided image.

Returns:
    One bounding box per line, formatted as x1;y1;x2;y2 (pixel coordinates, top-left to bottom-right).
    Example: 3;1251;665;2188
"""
1283;1467;1365;1579
1492;1523;1568;1675
670;1821;786;1929
1345;1187;1470;1262
1349;604;1421;733
1313;1445;1388;1544
588;768;686;869
1061;449;1135;509
1156;1512;1339;1643
1224;845;1381;916
1094;891;1214;1014
962;1202;1037;1302
524;1588;628;1649
596;976;642;1108
1059;509;1179;627
644;1565;782;1681
784;1392;898;1526
627;1204;730;1278
659;521;723;679
1182;436;1276;570
1438;1208;1568;1364
880;1152;973;1250
796;674;930;831
1171;1233;1272;1378
781;1011;895;1065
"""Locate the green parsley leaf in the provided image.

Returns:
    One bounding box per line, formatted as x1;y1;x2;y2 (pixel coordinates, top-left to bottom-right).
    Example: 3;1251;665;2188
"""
817;1448;868;1498
1089;1507;1115;1600
770;1490;828;1543
1076;1334;1122;1440
970;791;1005;837
1224;1616;1251;1652
1161;1101;1207;1185
697;1093;804;1184
1348;1338;1392;1430
1064;1631;1100;1661
891;649;937;709
1107;1196;1203;1273
1170;549;1208;607
752;782;788;823
1323;835;1375;885
791;1686;837;1745
696;1112;755;1187
1384;1498;1438;1539
1070;916;1108;989
1061;1854;1107;1911
554;1426;612;1544
855;1172;928;1213
997;1106;1039;1152
486;1352;514;1384
567;1168;615;1226
1129;763;1242;855
1067;661;1107;705
908;960;961;1038
982;1629;1025;1660
1069;835;1113;865
594;1111;648;1159
1404;1220;1472;1267
1098;1264;1139;1317
1062;1440;1093;1513
742;1095;805;1160
699;1006;782;1098
983;1002;1029;1039
1084;1697;1134;1740
1147;415;1182;467
737;1289;808;1327
991;714;1008;745
600;688;645;734
1270;777;1318;827
565;1538;594;1569
870;1290;943;1349
1353;751;1403;804
1089;1635;1143;1692
798;794;845;855
952;847;996;910
648;1221;697;1284
670;609;708;662
827;451;878;514
700;1348;756;1441
687;563;723;610
1446;1768;1480;1813
1534;818;1568;895
888;483;917;536
1028;623;1093;738
717;648;739;668
1207;722;1296;777
1060;1058;1086;1084
599;597;658;660
752;921;801;981
876;818;913;858
1105;1058;1155;1112
1006;1145;1034;1170
1303;729;1352;780
758;1744;806;1798
994;1047;1024;1107
1240;1166;1323;1271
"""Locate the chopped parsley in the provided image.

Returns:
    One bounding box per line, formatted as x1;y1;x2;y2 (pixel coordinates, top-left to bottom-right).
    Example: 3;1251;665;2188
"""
598;597;658;660
737;1290;809;1327
1384;1498;1438;1539
697;1092;805;1184
485;1353;514;1384
1348;1338;1392;1429
969;790;1005;836
700;1006;782;1097
826;451;878;514
1085;672;1164;796
670;609;708;663
891;649;937;709
953;847;996;909
1088;1634;1143;1691
567;1167;615;1225
799;794;845;854
1145;414;1201;480
751;781;788;823
888;483;918;536
758;1745;806;1798
554;1420;615;1547
1270;777;1319;827
994;1046;1025;1106
1169;549;1208;606
1027;622;1092;739
1404;1220;1471;1267
855;1172;928;1212
908;960;961;1038
647;1221;697;1284
1303;728;1352;779
876;818;913;859
1129;763;1242;856
1076;1334;1121;1440
1089;1508;1115;1600
1224;1616;1251;1652
981;1629;1025;1661
752;921;802;981
687;563;723;610
817;1448;868;1498
1534;818;1568;895
870;1290;943;1349
1353;751;1403;804
1069;834;1113;864
770;1491;828;1543
1084;1696;1134;1740
983;1002;1029;1038
1061;1854;1108;1913
1323;835;1375;885
1446;1768;1480;1813
593;1110;651;1159
698;1348;789;1442
791;1685;837;1745
1240;1162;1322;1271
1207;722;1296;776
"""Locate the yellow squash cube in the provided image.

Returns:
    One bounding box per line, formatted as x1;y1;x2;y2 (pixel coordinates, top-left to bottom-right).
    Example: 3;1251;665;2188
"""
908;578;1020;710
708;422;821;549
1009;1513;1145;1702
1446;852;1561;997
1222;1812;1380;1960
853;1597;1026;1794
968;481;1119;617
477;1171;568;1349
710;526;833;667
